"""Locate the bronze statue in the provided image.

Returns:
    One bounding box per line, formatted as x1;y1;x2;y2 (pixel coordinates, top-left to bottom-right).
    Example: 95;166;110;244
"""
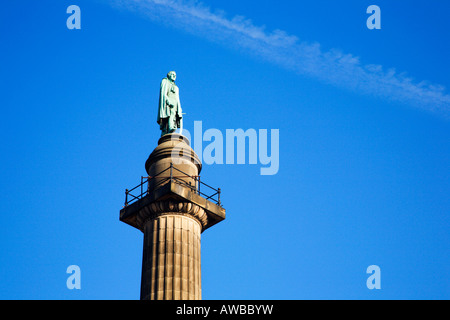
157;71;183;136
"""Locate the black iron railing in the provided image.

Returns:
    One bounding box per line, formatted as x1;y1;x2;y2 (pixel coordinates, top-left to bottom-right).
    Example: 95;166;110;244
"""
124;163;221;207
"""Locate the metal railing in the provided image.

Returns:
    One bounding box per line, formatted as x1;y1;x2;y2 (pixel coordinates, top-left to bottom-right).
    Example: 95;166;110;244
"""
124;163;221;207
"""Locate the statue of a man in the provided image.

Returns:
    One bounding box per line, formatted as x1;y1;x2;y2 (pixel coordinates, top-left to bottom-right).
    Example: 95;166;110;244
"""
157;71;183;136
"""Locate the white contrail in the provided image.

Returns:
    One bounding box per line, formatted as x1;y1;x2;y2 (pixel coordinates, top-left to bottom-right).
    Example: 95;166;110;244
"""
110;0;450;118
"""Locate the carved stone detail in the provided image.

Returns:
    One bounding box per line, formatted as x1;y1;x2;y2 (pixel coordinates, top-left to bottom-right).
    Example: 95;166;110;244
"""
136;200;208;231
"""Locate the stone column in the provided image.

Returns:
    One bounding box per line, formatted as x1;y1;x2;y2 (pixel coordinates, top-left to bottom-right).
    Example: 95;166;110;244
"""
140;134;204;300
139;204;206;300
119;133;225;300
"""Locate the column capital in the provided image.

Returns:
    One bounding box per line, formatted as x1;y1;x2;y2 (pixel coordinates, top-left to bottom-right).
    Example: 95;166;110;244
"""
136;200;208;231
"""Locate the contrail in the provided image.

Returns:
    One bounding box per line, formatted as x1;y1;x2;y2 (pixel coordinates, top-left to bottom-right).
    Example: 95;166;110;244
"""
110;0;450;118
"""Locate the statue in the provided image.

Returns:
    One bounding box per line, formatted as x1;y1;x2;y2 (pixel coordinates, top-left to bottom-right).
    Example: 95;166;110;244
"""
157;71;183;136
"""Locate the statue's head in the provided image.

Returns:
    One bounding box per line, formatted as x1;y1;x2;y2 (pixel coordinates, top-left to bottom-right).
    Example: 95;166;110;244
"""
167;71;176;82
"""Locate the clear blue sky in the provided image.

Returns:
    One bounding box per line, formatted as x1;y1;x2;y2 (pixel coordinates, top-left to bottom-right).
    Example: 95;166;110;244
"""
0;0;449;299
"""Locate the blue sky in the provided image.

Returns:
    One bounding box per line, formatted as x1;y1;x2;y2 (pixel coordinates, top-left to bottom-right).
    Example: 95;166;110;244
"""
0;0;449;299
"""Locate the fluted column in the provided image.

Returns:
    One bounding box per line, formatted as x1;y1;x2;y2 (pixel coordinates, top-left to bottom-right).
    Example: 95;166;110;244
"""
119;133;225;300
138;201;207;300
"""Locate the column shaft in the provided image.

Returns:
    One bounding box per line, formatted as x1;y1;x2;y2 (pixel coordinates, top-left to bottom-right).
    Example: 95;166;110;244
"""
140;214;201;300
